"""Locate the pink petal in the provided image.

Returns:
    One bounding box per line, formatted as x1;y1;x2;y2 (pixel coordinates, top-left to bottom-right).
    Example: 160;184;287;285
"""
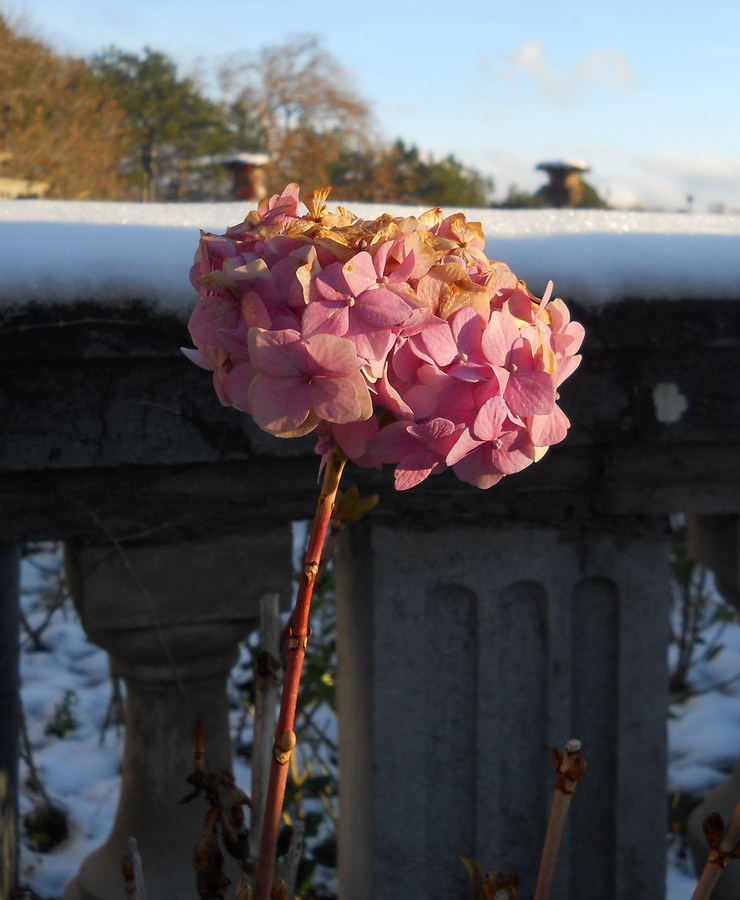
528;405;570;446
181;346;214;371
556;354;582;387
342;251;377;295
554;322;585;357
248;328;305;377
391;341;422;383
393;448;441;491
408;417;457;443
473;397;508;442
304;333;360;377
302;300;349;338
228;361;256;411
481;311;521;367
506;284;536;322
368;421;417;463
403;383;439;419
374;370;415;419
188;294;239;345
504;371;556;417
357;286;413;327
445;427;484;467
490;430;536;474
387;248;417;284
347;322;396;366
331;416;380;461
248;374;311;433
310;372;371;424
312;263;351;303
452;447;505;489
417;321;458;367
372;242;394;274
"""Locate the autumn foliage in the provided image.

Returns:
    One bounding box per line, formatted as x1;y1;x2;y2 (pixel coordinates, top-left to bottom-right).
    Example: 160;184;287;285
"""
0;16;126;199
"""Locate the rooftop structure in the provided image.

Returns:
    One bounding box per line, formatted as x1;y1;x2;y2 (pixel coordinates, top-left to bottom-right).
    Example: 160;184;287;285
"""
535;159;591;208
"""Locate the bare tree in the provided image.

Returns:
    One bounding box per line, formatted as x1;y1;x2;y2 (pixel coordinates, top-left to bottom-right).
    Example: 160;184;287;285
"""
219;35;376;193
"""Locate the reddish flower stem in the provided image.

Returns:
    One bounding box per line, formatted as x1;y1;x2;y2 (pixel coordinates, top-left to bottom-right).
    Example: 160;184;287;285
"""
254;445;347;900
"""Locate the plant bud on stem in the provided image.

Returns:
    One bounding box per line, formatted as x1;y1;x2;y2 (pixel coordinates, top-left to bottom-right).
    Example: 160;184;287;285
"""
254;445;347;900
690;792;740;900
534;739;587;900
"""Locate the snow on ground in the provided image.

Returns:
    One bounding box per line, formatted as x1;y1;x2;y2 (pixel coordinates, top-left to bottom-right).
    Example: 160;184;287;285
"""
17;544;254;899
1;200;739;310
16;543;740;899
18;546;121;897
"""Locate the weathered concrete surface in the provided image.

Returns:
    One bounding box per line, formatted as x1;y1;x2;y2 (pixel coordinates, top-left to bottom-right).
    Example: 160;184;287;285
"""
1;297;739;543
336;519;670;900
1;282;739;898
61;529;292;900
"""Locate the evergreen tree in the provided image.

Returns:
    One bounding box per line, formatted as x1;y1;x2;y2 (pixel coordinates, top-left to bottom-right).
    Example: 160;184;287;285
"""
499;178;608;209
330;139;493;207
91;47;234;200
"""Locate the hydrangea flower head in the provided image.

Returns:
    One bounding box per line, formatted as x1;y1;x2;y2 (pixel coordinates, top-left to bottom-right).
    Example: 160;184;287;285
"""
186;184;583;490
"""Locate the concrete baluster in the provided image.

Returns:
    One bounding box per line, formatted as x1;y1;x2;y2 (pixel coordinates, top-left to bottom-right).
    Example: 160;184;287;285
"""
61;528;291;900
336;518;670;900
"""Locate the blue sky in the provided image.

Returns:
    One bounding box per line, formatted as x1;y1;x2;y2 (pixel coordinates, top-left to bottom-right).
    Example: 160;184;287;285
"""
6;0;740;211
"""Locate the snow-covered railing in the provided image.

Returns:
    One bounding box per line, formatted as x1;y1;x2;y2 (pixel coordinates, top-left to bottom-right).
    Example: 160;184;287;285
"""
1;202;739;534
1;202;740;900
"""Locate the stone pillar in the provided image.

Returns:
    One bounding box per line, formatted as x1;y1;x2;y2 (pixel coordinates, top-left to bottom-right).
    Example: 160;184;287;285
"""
0;544;21;900
62;527;291;900
336;518;670;900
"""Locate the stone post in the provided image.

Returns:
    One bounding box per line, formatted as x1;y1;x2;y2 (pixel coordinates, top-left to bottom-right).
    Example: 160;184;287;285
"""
336;517;670;900
0;544;21;900
61;527;291;900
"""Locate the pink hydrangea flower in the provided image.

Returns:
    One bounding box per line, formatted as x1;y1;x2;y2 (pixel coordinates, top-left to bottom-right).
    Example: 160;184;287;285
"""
247;328;372;438
185;184;584;491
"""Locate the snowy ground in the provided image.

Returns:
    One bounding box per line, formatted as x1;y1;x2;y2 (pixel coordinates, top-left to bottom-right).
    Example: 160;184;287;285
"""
16;544;740;899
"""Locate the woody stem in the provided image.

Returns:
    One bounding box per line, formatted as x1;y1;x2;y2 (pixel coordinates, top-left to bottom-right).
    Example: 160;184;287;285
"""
254;445;347;900
690;793;740;900
534;739;586;900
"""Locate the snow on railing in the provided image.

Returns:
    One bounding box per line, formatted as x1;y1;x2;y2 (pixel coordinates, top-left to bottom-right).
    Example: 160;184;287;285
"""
1;200;740;307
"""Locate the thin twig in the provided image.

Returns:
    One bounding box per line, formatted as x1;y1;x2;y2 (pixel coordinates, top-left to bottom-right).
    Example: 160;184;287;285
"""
128;837;148;900
284;820;305;899
249;593;282;867
690;794;740;900
18;707;53;807
533;739;587;900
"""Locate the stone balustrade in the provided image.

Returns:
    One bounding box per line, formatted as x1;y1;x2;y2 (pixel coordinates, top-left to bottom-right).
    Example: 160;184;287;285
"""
1;204;740;899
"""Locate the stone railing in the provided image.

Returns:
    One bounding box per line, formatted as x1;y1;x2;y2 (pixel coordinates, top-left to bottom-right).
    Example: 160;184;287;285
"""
1;202;739;900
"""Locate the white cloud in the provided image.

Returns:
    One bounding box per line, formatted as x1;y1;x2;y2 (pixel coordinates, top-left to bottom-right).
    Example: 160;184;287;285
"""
469;144;740;213
577;48;634;90
503;38;635;105
586;151;740;212
632;152;740;210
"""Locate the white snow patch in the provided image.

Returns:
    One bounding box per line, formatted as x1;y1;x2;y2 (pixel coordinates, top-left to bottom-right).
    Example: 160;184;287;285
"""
653;383;690;424
1;200;739;310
